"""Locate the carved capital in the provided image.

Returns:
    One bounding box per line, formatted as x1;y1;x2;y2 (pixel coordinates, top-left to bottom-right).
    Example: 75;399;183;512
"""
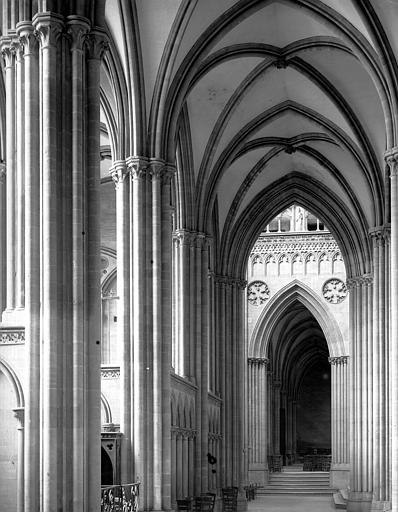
346;274;372;290
328;355;349;365
0;162;6;184
19;28;39;56
175;229;196;246
13;407;24;428
383;225;391;243
248;357;269;367
215;274;247;289
1;42;16;68
385;148;398;177
369;227;385;247
85;28;109;60
14;41;24;62
67;16;90;52
109;160;129;188
150;159;176;184
33;14;64;49
126;156;149;180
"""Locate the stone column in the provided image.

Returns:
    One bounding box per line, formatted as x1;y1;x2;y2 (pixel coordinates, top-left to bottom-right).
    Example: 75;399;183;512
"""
247;357;269;484
171;429;177;504
150;159;175;510
347;276;373;511
182;433;189;497
34;15;64;511
385;148;398;512
110;160;132;483
175;229;194;379
85;29;108;511
273;381;281;454
1;40;16;313
329;356;350;489
216;276;227;488
188;434;195;496
67;17;91;509
176;432;183;498
15;41;24;310
18;22;40;512
200;235;209;494
286;398;293;464
292;401;297;462
13;407;24;512
0;162;5;314
369;226;390;510
127;156;149;505
216;275;247;489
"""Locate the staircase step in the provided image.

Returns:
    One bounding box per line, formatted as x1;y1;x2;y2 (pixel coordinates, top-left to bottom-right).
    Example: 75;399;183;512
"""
258;489;335;495
258;471;334;497
333;492;347;509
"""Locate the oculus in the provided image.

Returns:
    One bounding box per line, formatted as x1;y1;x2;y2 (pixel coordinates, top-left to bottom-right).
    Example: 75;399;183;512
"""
248;281;270;306
322;278;347;304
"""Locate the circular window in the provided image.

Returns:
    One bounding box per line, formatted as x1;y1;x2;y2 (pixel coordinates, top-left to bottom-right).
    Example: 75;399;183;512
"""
247;281;270;306
322;278;348;304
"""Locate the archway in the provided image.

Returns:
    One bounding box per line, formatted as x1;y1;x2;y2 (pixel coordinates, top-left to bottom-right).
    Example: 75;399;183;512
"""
101;447;114;486
0;358;24;512
246;210;349;488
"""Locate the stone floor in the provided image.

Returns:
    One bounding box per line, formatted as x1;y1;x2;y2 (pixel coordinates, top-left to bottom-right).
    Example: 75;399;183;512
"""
248;495;336;512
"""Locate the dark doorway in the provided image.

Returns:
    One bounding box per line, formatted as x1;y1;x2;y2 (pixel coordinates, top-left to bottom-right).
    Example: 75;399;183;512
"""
101;447;114;485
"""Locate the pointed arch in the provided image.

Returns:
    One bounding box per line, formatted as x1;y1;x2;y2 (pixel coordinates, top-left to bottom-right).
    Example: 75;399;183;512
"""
0;356;24;408
220;172;371;279
249;280;345;358
101;392;112;424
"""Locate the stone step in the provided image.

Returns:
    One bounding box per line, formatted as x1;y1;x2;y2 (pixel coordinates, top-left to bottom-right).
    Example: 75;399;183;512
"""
277;471;330;476
267;482;331;489
333;492;347;509
270;475;330;481
258;488;335;496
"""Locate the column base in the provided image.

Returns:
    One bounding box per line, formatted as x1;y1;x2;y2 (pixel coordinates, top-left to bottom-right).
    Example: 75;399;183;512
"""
347;492;373;512
237;494;247;512
370;501;391;511
330;463;350;489
248;463;268;486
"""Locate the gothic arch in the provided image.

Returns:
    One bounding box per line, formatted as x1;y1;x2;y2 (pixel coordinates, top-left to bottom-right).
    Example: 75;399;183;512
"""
249;280;345;358
0;356;24;408
220;173;371;280
101;392;112;425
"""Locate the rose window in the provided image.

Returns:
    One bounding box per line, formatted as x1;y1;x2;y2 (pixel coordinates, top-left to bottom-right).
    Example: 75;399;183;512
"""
248;281;270;305
322;278;347;304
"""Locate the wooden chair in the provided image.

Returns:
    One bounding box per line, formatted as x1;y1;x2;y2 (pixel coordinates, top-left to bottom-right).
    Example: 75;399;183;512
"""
222;487;238;512
177;498;192;512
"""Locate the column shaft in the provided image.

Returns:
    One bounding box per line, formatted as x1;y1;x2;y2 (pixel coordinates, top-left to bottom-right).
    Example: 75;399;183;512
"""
3;43;16;311
387;151;398;509
36;18;64;511
86;30;106;511
0;164;5;314
15;42;24;309
200;238;209;493
111;162;132;482
129;157;149;506
19;24;40;512
68;19;90;509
